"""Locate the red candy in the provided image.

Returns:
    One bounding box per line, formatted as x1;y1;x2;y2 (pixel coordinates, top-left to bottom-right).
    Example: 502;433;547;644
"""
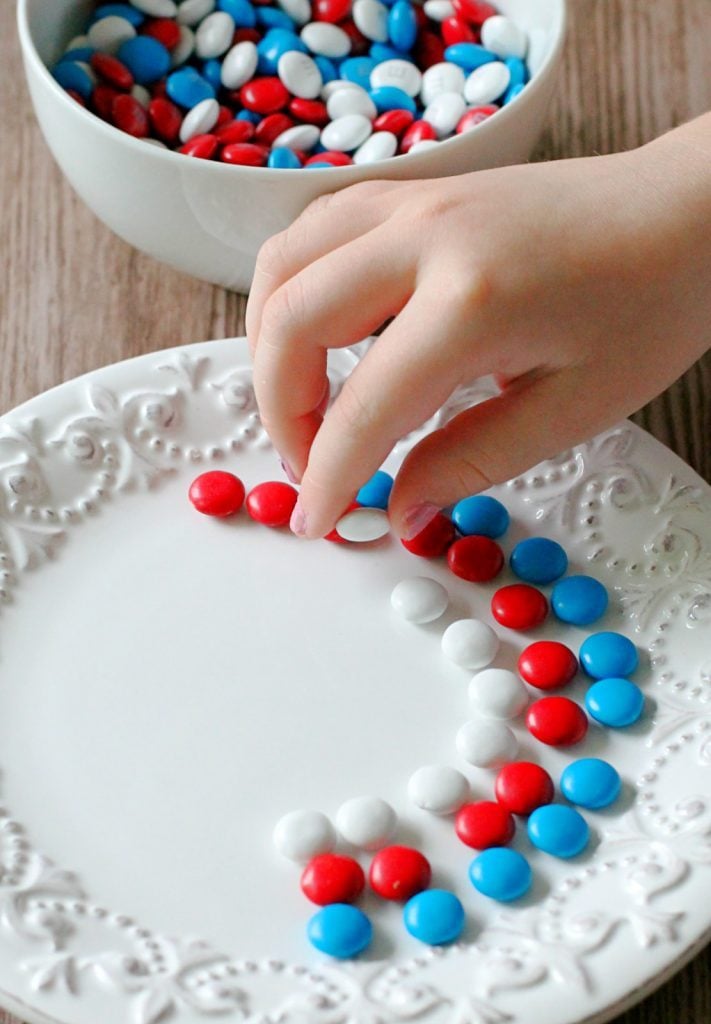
220;142;268;165
456;105;498;133
90;52;134;90
66;88;86;107
441;15;477;45
414;29;445;69
111;94;149;137
301;853;365;905
373;108;415;135
246;481;299;527
447;535;504;582
491;583;548;630
305;150;353;166
313;0;351;20
518;640;578;690
400;119;437;154
141;16;182;49
455;801;515;849
289;97;329;125
180;133;219;159
240;77;289;114
188;471;246;516
216;104;234;127
341;18;369;54
214;118;255;144
526;697;589;747
92;83;120;120
369;846;431;901
233;27;261;44
401;511;455;558
495;762;555;816
254;112;294;145
149;96;183;143
452;0;497;24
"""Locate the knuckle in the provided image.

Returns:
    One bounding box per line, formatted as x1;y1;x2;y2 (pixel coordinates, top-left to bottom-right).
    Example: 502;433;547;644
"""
259;276;306;338
256;230;291;280
332;379;376;438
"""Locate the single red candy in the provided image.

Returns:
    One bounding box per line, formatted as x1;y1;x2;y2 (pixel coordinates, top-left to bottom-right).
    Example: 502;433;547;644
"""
373;108;414;136
188;471;246;516
491;583;548;630
369;845;431;901
301;853;365;905
313;0;351;21
92;83;121;120
495;762;555;816
526;697;589;747
215;118;255;144
452;0;497;25
289;97;329;126
401;511;455;558
305;150;353;166
90;52;134;90
180;133;219;159
400;119;437;154
447;535;504;583
455;801;515;849
149;96;183;143
456;105;498;133
111;93;149;137
340;18;369;54
142;16;182;49
220;142;268;166
246;481;299;527
233;27;261;44
414;4;428;28
240;77;290;115
441;15;477;45
216;104;234;127
66;88;86;107
518;640;578;690
150;79;168;98
254;112;294;145
413;29;445;70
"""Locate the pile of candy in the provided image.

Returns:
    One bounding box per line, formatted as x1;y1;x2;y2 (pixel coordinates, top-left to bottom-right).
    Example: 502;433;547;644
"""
51;0;531;167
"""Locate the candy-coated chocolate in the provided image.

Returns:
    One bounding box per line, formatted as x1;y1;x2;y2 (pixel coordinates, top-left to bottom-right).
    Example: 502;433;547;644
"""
408;765;469;814
560;758;621;810
401;510;455;556
356;469;394;509
391;576;449;623
526;696;589;747
585;677;645;727
220;140;269;163
456;719;518;768
495;761;554;815
245;480;298;525
468;668;528;720
301;853;366;905
403;889;464;944
336;796;397;850
551;574;609;626
441;618;499;670
450;494;509;537
455;801;515;849
509;536;568;584
307;904;372;957
179;131;219;156
527;804;589;859
273;809;336;861
491;583;548;630
456;103;497;131
112;92;150;134
90;51;135;88
188;470;245;515
579;632;639;680
240;75;290;111
447;535;504;582
517;640;578;690
469;847;531;901
369;845;431;900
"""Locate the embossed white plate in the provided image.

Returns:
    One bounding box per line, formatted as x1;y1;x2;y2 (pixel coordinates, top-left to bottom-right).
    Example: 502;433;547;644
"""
0;338;709;1024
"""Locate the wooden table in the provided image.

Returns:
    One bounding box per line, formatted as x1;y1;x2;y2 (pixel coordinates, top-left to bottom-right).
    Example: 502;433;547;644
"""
2;1;711;1022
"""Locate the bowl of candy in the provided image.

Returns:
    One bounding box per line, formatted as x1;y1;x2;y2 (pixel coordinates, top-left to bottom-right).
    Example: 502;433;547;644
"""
18;0;566;292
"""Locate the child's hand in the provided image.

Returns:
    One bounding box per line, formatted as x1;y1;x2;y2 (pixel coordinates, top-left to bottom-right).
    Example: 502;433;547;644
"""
246;115;711;539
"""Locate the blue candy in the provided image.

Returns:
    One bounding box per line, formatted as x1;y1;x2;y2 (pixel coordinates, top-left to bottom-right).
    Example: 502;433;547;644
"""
560;758;621;810
527;804;589;859
306;161;335;168
202;58;224;92
451;495;509;538
369;42;404;63
585;677;644;727
256;6;296;30
257;28;307;73
469;847;532;902
341;56;377;90
166;67;216;108
510;537;568;585
268;146;303;168
388;0;417;52
52;60;94;100
314;55;338;83
307;904;372;958
579;632;638;680
504;56;527;87
551;575;608;626
357;470;394;509
118;36;171;85
403;889;465;945
237;109;261;123
91;3;145;26
369;85;416;114
444;43;497;71
218;0;258;27
60;46;97;63
503;82;525;105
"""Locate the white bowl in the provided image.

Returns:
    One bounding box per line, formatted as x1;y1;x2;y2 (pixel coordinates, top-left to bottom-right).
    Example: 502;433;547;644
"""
18;0;566;291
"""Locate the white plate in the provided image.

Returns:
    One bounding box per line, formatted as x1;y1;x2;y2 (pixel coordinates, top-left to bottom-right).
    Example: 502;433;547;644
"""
0;338;709;1024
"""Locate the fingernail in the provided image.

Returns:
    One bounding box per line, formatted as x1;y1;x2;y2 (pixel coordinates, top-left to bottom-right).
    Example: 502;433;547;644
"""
402;502;441;540
290;498;307;537
279;458;299;485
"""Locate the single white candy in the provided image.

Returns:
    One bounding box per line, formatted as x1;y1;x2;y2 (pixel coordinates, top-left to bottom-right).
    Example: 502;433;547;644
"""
171;25;196;66
277;0;311;25
278;51;323;99
390;576;449;624
441;619;499;670
131;83;151;107
177;0;215;25
336;507;390;542
179;97;219;142
423;0;454;21
468;668;529;720
336;796;397;850
142;137;168;147
301;22;352;59
221;41;258;88
464;61;511;105
408;765;469;814
456;719;518;768
370;59;422;97
130;0;177;15
326;86;377;120
321;78;361;100
75;61;98;85
481;14;528;60
87;16;136;54
65;34;90;51
321;112;373;151
352;0;389;43
196;11;235;58
353;129;398;164
273;809;336;862
409;139;440;153
423;90;466;138
421;61;465;106
273;123;321;151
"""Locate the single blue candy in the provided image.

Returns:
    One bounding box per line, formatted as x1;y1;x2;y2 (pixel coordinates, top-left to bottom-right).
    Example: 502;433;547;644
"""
527;804;589;859
256;6;296;30
387;0;417;52
560;758;621;810
268;146;302;168
257;28;307;73
356;470;394;509
118;36;171;85
314;55;338;83
579;632;638;680
369;42;404;63
61;46;97;63
369;85;416;114
237;109;261;123
201;58;223;92
91;3;145;26
504;56;527;87
341;56;377;90
166;67;216;108
551;575;608;626
451;495;509;538
403;889;465;945
307;904;372;958
444;43;497;71
503;82;525;105
510;537;568;585
469;847;532;902
585;677;644;727
218;0;257;27
52;60;94;100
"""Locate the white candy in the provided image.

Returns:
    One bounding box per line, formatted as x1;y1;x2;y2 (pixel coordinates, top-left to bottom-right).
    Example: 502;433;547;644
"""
420;61;465;106
370;59;422;97
352;0;389;43
423;0;454;21
441;619;499;670
464;61;511;104
65;34;90;52
408;765;469;814
171;25;196;66
409;139;440;153
177;0;215;25
130;0;177;15
195;11;235;58
468;668;529;720
301;22;352;59
273;123;321;151
142;138;168;147
221;41;258;89
179;97;219;142
336;796;397;850
278;51;323;99
75;61;97;85
131;84;151;107
321;78;361;100
335;507;390;542
87;16;136;54
273;809;336;862
456;719;518;768
353;130;398;164
321;112;373;151
326;86;377;120
277;0;311;25
390;576;449;624
423;90;466;137
481;14;528;60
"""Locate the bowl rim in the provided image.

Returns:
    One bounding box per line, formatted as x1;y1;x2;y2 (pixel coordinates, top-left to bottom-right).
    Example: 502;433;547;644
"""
17;0;567;180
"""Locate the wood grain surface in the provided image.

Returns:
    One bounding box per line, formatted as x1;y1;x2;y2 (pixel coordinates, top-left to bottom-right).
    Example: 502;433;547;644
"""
2;0;711;1022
